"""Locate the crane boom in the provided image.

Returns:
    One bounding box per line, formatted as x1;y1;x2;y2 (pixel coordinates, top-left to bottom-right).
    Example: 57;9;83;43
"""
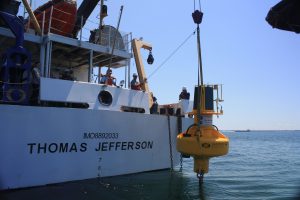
131;39;153;107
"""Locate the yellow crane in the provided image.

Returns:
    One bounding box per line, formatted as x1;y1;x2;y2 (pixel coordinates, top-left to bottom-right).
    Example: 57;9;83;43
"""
131;38;154;108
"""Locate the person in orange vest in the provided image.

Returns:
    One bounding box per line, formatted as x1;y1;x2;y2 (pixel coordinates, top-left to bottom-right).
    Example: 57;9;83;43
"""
100;69;116;86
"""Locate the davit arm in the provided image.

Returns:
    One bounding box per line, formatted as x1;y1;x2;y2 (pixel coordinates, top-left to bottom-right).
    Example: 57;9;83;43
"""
132;39;153;107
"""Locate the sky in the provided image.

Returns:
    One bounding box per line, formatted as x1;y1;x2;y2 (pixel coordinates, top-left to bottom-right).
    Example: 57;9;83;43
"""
28;0;300;130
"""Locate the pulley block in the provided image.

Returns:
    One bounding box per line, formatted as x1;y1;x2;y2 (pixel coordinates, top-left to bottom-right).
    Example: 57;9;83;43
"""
147;51;154;65
192;10;203;24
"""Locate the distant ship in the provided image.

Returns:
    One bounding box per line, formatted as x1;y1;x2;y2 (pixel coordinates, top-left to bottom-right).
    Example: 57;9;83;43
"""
235;129;251;132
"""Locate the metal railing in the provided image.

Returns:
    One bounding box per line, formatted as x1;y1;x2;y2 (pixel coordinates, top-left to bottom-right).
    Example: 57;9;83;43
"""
23;4;131;52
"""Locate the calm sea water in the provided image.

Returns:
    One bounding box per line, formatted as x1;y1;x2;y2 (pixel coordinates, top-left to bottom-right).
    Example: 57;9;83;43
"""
1;131;300;200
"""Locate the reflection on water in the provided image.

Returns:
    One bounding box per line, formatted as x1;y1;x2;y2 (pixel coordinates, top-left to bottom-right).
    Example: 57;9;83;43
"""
0;169;206;200
1;131;300;200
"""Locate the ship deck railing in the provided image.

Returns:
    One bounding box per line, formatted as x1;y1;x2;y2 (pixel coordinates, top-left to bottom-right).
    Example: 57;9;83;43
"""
0;3;132;81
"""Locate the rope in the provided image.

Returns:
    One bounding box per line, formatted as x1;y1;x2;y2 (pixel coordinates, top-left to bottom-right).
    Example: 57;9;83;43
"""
147;29;196;80
0;81;29;85
194;0;195;11
196;26;202;130
199;0;202;11
167;115;174;171
194;0;202;11
97;156;102;181
177;115;183;171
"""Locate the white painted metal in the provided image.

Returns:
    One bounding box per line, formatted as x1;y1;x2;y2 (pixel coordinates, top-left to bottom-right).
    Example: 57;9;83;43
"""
158;100;194;116
0;9;195;191
201;116;213;126
40;78;151;113
0;105;193;190
178;100;194;114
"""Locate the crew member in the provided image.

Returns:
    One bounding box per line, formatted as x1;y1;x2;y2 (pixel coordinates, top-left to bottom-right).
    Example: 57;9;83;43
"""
100;69;116;86
130;73;142;90
30;66;40;105
150;94;158;114
179;87;190;100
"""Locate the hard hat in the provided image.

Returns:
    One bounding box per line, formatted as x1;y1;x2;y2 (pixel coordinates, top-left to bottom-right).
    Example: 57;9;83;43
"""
182;87;187;91
133;73;137;77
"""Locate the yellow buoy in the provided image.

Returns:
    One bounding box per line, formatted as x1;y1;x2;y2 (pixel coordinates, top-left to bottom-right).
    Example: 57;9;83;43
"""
183;5;229;180
176;85;229;179
177;125;229;174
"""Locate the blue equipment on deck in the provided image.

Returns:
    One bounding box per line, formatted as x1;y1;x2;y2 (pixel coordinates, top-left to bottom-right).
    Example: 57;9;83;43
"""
0;11;32;105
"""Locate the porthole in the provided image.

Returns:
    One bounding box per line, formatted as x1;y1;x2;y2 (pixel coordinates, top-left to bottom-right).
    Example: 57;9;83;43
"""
98;90;113;106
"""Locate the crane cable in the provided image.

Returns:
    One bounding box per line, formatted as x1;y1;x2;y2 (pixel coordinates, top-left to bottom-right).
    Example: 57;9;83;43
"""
193;0;204;132
193;0;205;183
147;29;196;80
194;0;202;12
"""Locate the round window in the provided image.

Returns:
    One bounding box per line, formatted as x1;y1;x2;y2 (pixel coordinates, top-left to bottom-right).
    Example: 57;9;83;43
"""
98;90;113;106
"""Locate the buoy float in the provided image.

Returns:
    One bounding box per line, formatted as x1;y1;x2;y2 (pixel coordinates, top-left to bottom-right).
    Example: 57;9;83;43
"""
178;4;229;181
176;85;229;179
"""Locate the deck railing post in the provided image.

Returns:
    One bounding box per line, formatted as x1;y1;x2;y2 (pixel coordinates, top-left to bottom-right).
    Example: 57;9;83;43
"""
42;11;45;36
48;41;53;77
89;50;93;82
45;41;53;78
48;6;54;34
40;43;46;77
127;33;132;88
45;41;50;77
80;16;83;42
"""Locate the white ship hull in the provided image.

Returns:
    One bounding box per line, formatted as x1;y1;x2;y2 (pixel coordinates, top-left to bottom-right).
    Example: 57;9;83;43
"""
0;104;192;190
0;2;196;190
